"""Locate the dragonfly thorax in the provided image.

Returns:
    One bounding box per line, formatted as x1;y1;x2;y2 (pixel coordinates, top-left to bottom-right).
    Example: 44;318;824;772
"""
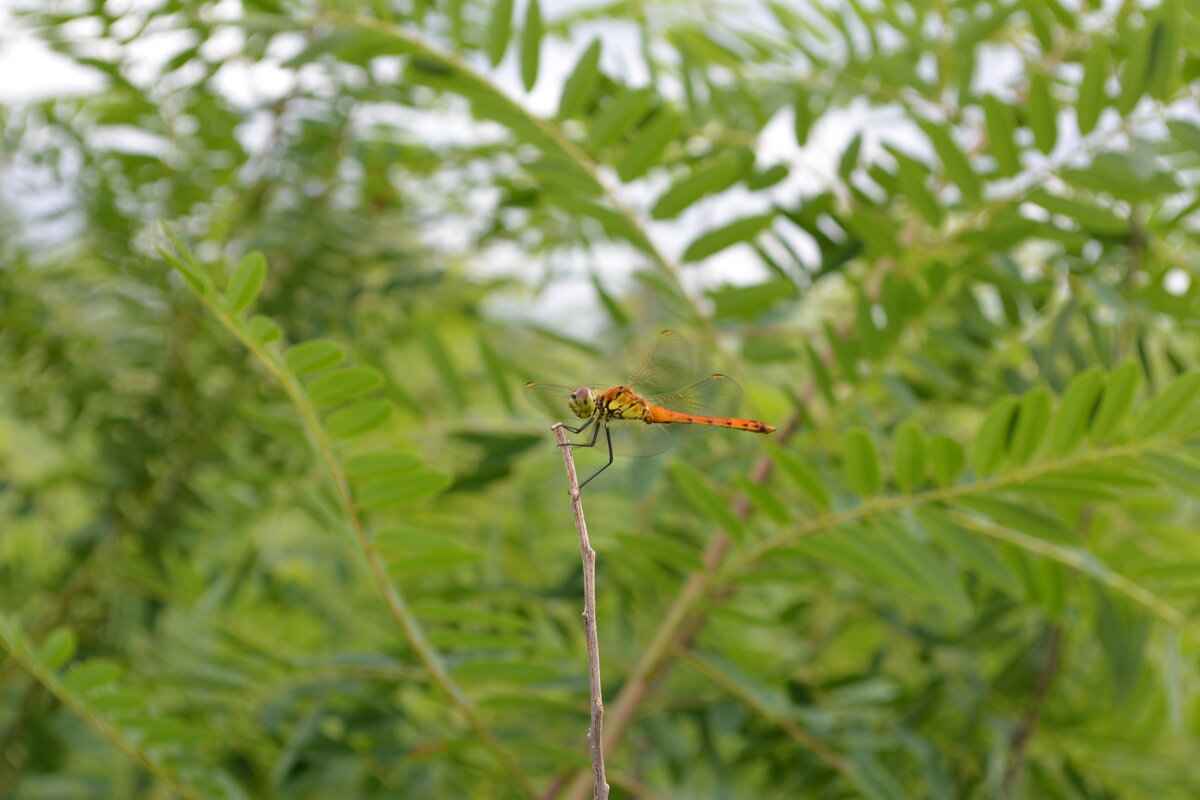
567;386;596;419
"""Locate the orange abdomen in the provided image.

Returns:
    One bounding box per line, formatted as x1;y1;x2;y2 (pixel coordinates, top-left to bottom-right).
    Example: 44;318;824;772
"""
645;405;776;433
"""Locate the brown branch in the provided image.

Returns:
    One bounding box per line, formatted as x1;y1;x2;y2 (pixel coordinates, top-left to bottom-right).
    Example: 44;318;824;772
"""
1002;623;1063;795
552;423;610;800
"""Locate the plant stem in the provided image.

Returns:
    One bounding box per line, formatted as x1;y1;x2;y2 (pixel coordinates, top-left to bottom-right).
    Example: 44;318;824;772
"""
552;423;610;800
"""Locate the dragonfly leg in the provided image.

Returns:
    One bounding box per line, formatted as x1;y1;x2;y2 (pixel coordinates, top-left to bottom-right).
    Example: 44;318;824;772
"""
576;424;614;490
560;415;599;447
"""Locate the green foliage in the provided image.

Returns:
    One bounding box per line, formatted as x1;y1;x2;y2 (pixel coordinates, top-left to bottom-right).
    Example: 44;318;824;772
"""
3;0;1200;799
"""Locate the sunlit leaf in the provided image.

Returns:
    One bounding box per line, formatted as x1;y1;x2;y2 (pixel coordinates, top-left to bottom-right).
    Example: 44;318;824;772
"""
485;0;513;67
38;627;76;671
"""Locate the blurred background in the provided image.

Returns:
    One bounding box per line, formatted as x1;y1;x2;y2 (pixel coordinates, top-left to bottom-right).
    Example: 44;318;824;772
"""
2;0;1200;798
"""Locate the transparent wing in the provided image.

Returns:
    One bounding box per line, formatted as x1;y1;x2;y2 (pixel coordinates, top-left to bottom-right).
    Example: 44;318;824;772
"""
606;418;674;458
649;373;743;418
626;330;694;397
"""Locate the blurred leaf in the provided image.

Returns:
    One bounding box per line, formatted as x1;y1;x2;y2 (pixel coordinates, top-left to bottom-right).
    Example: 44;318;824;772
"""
485;0;513;67
307;367;385;407
557;39;602;119
1010;387;1051;466
929;435;965;487
843;428;881;497
916;507;1024;598
652;152;743;219
892;421;926;493
1134;370;1200;438
769;444;831;511
62;659;123;692
982;95;1019;177
972;395;1017;478
38;627;76;672
325;399;392;438
226;251;267;314
520;0;542;91
1049;367;1103;455
615;108;683;181
1028;72;1057;154
285;340;344;376
1077;45;1108;135
919;120;981;206
358;468;452;509
683;213;774;262
589;87;653;149
669;462;743;540
247;315;282;345
1091;362;1142;443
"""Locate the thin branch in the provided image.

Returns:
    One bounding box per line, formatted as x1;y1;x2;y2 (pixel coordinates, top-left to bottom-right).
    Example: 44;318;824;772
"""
552;423;610;800
1001;623;1063;796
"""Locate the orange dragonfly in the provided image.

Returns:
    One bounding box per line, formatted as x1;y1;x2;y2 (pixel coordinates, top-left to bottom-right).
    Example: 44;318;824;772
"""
525;330;777;488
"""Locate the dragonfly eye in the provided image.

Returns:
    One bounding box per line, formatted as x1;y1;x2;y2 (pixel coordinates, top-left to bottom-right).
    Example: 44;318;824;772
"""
567;387;595;419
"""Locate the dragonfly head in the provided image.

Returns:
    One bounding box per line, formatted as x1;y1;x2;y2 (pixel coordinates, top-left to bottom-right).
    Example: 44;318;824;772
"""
568;386;596;419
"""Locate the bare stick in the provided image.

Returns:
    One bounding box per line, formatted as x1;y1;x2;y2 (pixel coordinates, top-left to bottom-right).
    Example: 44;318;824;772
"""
552;423;609;800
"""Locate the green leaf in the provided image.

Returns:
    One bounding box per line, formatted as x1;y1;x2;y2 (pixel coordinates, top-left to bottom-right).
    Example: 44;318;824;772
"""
972;395;1017;478
1134;370;1200;438
668;462;743;540
519;0;541;91
38;627;76;671
1049;367;1103;456
892;421;926;493
838;133;862;181
1028;72;1057;155
1094;588;1150;703
683;213;774;262
358;469;452;509
1010;387;1051;466
557;39;602;119
919;120;982;206
843;428;880;497
285;339;344;376
325;399;393;438
651;153;744;219
615;108;683;182
307;367;384;407
452;659;557;683
1027;189;1127;235
916;508;1024;598
485;0;513;67
226;251;267;313
982;95;1019;178
929;435;965;487
959;495;1075;544
344;451;422;479
247;315;281;344
733;475;790;524
768;444;830;511
1091;362;1142;443
848;753;908;800
589;87;653;149
62;659;123;692
1077;45;1108;135
1146;0;1182;101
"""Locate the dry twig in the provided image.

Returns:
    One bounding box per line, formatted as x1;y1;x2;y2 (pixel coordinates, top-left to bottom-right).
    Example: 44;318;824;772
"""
552;423;609;800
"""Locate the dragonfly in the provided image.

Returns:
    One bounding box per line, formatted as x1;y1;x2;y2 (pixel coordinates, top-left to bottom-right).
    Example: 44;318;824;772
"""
525;330;777;489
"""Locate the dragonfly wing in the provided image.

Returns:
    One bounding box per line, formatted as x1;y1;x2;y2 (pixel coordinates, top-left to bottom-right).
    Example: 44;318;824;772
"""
627;330;694;396
651;373;743;417
607;419;674;458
